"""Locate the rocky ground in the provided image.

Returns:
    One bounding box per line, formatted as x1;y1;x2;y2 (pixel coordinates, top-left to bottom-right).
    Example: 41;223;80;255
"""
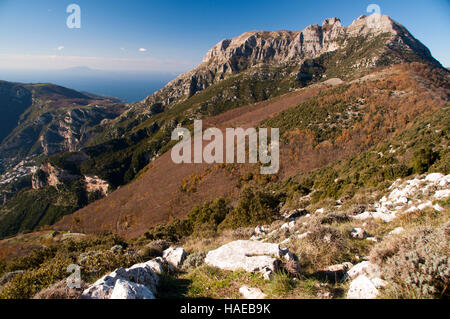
2;172;445;299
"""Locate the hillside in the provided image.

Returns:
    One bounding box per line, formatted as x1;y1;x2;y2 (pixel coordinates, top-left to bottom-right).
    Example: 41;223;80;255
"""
0;14;447;239
53;62;449;238
0;82;126;230
0;82;126;160
0;13;448;300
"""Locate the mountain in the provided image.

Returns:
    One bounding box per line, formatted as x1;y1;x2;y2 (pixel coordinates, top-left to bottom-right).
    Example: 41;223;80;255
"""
140;14;441;111
0;82;126;161
0;14;448;240
0;14;448;300
0;81;126;211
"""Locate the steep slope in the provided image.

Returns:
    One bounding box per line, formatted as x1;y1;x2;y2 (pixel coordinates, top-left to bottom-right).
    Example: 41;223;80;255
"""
0;82;126;218
0;81;32;145
1;14;447;239
0;83;126;160
54;63;449;238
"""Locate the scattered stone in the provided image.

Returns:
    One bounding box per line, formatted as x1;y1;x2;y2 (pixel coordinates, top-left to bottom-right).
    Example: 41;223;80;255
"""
162;247;187;268
351;228;367;239
317;290;333;299
261;268;273;280
353;174;450;222
296;232;311;240
388;227;404;236
280;221;296;230
435;189;450;200
366;237;378;242
239;286;267;299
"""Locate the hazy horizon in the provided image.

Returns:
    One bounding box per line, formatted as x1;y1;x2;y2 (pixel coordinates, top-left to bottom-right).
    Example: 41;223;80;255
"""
0;67;178;103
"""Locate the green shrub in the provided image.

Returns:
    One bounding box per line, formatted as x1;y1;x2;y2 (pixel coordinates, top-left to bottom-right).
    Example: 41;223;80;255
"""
411;146;439;174
219;187;281;230
370;223;450;298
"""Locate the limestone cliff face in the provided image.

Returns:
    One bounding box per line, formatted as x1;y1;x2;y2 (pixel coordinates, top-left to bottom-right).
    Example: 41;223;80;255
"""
32;163;110;196
142;14;441;110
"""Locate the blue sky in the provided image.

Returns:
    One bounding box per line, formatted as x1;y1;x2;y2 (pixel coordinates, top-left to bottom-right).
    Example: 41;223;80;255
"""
0;0;449;72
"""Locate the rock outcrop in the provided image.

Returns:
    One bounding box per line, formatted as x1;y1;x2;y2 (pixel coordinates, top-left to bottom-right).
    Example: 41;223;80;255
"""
81;260;161;299
204;240;293;273
141;14;442;112
353;173;450;222
162;247;187;268
345;261;387;299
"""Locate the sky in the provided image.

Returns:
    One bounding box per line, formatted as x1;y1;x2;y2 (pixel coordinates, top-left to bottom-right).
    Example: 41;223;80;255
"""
0;0;449;74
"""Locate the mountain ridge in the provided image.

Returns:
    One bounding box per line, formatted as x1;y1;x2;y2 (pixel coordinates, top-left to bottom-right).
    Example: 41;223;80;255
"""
140;14;442;111
0;14;448;240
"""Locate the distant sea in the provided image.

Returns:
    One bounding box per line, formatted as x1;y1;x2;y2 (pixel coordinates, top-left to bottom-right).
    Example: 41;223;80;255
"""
0;67;179;103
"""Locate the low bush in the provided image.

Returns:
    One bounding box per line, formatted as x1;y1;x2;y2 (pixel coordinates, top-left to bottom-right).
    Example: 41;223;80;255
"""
370;222;450;298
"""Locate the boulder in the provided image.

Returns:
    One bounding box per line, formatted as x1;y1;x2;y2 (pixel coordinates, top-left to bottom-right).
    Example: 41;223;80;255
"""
205;240;291;272
347;275;379;299
162;247;187;268
82;260;159;299
346;261;381;280
239;286;267;299
110;279;155;299
351;228;367;239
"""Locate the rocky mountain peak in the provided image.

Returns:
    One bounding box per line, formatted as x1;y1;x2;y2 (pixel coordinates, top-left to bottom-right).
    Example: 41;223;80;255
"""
141;14;441;114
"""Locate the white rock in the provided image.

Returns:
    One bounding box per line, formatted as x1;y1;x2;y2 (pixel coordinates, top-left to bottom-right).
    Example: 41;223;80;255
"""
366;237;378;242
297;232;310;240
261;268;273;280
144;258;169;274
254;225;266;235
163;247;187;268
435;189;450;200
239;286;267;299
388;227;404;236
438;175;450;187
351;228;367;239
316;208;325;214
417;201;433;210
371;277;388;289
205;240;287;272
347;275;379;299
425;173;444;183
347;261;381;280
82;261;159;299
281;221;296;230
110;279;155;299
